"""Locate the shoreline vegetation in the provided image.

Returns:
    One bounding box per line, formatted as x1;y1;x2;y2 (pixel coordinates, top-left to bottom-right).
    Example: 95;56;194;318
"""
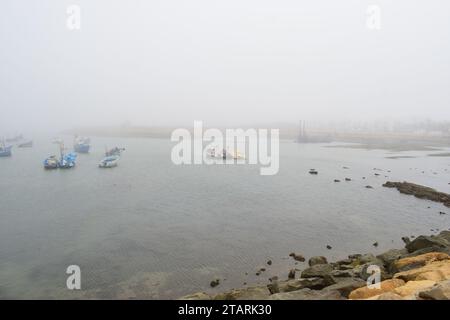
180;182;450;300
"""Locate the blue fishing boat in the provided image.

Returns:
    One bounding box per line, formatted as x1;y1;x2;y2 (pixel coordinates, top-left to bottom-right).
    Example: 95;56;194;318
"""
59;152;77;169
74;136;90;153
0;142;12;157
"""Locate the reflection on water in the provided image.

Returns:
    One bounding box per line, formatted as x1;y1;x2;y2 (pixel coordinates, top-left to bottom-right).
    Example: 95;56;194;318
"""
0;136;449;299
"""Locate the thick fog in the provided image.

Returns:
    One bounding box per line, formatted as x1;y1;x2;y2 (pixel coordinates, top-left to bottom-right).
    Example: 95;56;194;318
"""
1;0;450;132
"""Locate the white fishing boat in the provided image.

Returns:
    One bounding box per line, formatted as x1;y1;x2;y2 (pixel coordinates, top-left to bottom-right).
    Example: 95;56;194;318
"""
99;155;120;168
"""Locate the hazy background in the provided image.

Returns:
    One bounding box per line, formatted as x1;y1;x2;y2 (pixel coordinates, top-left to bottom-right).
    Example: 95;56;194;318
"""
1;0;450;133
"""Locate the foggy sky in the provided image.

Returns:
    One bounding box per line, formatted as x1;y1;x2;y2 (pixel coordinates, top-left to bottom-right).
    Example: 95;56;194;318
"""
1;0;450;132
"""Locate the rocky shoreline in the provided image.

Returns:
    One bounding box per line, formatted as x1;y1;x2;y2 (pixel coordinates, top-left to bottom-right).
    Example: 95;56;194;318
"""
180;182;450;300
181;231;450;300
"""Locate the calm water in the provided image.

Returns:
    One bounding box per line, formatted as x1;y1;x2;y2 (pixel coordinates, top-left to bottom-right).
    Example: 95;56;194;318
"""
0;136;449;299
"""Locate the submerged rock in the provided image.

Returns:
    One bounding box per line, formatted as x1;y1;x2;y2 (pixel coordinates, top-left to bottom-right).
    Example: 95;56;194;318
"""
383;181;450;207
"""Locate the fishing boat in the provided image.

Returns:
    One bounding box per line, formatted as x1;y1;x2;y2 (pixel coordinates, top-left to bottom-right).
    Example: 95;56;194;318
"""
74;136;90;153
6;134;23;143
43;156;58;169
99;155;119;168
105;147;125;157
0;141;12;157
56;142;77;169
18;140;33;148
59;152;77;169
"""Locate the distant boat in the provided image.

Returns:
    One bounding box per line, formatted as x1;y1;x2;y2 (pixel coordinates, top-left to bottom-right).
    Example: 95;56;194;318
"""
206;146;244;160
5;134;23;143
18;140;33;148
105;147;125;157
43;155;58;169
0;141;12;157
74;136;90;153
52;137;63;144
99;155;119;168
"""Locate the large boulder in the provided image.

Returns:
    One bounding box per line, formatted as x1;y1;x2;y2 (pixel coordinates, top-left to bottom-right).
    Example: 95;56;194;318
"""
323;278;366;298
438;231;450;242
377;248;408;271
418;280;450;300
301;264;334;278
394;260;450;282
214;286;271;300
308;256;328;266
393;280;436;297
393;252;449;272
348;279;405;299
278;277;329;292
266;288;344;300
366;292;405;300
405;235;450;253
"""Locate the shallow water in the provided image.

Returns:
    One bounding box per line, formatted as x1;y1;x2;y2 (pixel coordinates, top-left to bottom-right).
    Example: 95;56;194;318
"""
0;136;449;299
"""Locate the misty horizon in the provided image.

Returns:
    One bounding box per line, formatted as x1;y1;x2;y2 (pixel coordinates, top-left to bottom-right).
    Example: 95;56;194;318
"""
2;1;450;132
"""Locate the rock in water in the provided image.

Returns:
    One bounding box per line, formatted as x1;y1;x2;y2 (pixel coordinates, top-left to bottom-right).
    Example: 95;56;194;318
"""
401;236;411;245
210;279;220;288
267;260;272;265
288;269;296;279
405;235;450;253
326;245;332;250
308;256;328;266
289;253;305;262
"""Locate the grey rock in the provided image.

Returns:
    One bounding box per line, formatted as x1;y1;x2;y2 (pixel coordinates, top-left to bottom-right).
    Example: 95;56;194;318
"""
288;269;296;279
214;286;271;300
377;248;408;272
438;230;450;242
301;264;334;279
418;280;450;300
308;256;328;266
278;277;329;292
405;235;450;253
330;270;354;278
323;278;366;298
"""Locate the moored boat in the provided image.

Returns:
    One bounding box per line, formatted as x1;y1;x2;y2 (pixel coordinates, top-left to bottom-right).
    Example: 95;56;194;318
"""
74;136;90;153
18;140;33;148
99;155;119;168
0;143;12;157
43;156;58;169
105;147;125;157
59;152;77;169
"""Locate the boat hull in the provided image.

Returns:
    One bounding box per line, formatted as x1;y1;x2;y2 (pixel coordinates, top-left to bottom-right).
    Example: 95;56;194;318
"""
0;146;12;157
18;141;33;148
74;144;90;153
